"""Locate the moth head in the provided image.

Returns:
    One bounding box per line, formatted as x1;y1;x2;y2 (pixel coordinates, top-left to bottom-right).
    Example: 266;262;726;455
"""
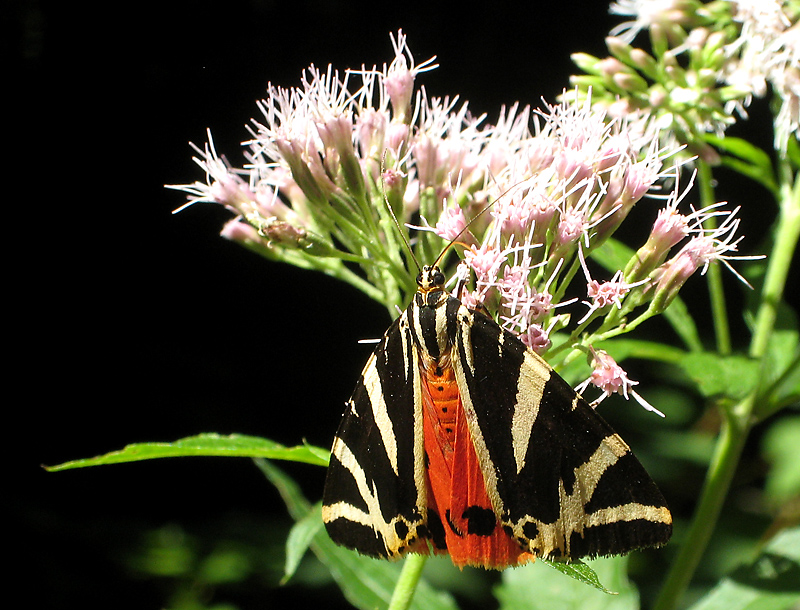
417;265;446;294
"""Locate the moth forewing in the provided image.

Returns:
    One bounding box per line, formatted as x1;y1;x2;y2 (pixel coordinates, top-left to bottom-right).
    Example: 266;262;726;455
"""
322;314;429;559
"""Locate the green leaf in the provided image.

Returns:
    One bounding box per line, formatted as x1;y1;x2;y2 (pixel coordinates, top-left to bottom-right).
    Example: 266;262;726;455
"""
678;353;761;400
495;555;638;610
44;433;330;471
256;459;458;610
704;136;773;172
770;355;800;411
761;417;800;506
786;134;800;170
662;296;703;353
594;338;686;365
542;559;617;594
766;325;799;374
651;430;716;465
591;237;632;272
686;526;800;610
283;503;325;583
764;327;800;410
704;135;778;196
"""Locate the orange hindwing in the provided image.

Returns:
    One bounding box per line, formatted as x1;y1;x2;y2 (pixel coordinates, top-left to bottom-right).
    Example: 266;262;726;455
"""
421;362;533;568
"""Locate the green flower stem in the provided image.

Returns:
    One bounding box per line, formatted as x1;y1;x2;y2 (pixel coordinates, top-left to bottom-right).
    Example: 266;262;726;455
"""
388;554;428;610
589;306;658;343
553;251;584;303
653;396;752;610
751;168;800;419
698;161;732;356
310;257;389;304
417;187;442;268
750;169;800;363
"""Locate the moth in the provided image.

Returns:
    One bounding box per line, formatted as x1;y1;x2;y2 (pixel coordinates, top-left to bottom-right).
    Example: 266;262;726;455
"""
321;236;671;569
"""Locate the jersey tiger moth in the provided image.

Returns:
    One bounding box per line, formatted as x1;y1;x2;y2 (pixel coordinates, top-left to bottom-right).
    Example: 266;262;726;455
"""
321;244;672;570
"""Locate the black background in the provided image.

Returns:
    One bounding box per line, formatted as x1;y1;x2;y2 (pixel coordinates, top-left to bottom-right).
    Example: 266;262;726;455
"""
11;1;783;608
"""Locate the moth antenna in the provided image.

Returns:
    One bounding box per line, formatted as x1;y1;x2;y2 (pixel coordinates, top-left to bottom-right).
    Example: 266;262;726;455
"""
381;155;529;276
380;153;421;273
431;177;529;270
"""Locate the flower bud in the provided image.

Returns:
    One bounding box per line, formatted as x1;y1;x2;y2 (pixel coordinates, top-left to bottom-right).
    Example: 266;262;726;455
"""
613;71;650;93
385;63;415;122
648;247;698;311
629;48;658;76
571;52;603;74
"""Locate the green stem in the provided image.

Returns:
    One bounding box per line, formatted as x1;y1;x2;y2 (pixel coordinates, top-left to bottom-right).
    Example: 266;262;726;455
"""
388;554;428;610
751;169;800;419
750;169;800;362
697;161;732;355
653;398;752;610
417;187;442;267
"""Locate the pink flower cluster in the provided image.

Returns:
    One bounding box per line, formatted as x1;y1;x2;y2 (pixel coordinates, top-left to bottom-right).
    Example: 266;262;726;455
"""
169;30;758;415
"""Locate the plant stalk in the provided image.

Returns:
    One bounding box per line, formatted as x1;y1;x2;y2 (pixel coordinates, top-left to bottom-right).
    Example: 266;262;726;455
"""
750;170;800;362
697;161;732;355
388;554;428;610
652;398;752;610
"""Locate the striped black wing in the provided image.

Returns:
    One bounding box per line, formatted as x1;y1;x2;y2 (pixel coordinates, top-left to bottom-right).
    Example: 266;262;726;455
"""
451;307;672;560
321;311;430;559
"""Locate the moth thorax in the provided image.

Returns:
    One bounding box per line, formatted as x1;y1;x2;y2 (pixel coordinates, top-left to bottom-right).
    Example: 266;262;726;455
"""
414;289;449;309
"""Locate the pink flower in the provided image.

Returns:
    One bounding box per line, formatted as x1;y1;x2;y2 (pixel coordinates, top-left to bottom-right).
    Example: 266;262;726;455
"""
622;156;661;203
171;30;752;376
576;348;665;417
625;168;738;282
555;206;587;247
493;192;534;237
220;218;261;244
464;244;505;281
460;289;485;311
651;205;762;309
383;30;438;121
520;324;551;353
577;246;648;324
356;108;389;158
169;131;245;213
501;280;554;325
435;204;468;241
381;167;404;189
609;0;696;44
651;202;691;251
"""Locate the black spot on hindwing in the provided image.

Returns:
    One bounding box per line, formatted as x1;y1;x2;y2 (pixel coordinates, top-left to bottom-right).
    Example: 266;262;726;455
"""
427;509;447;550
463;506;497;536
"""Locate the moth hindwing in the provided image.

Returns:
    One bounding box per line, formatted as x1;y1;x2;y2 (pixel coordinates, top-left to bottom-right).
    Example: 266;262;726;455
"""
321;264;672;569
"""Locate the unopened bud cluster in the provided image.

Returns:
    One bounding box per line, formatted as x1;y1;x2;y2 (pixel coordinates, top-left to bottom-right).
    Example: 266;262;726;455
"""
568;0;799;156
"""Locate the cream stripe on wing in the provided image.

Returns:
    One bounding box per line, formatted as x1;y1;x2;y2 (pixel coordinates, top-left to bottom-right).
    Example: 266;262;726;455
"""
362;355;399;475
586;503;672;527
451;309;504;514
322;438;394;538
511;350;551;474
